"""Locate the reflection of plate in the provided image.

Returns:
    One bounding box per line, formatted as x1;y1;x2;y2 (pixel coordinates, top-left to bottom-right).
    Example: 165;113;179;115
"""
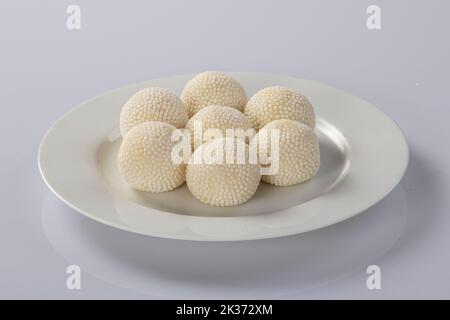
41;186;408;298
38;73;409;241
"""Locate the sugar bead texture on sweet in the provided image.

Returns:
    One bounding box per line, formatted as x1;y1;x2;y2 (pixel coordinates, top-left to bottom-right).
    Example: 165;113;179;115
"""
186;137;261;207
185;105;253;147
254;119;320;186
244;86;315;130
119;87;188;136
181;71;247;117
117;121;186;192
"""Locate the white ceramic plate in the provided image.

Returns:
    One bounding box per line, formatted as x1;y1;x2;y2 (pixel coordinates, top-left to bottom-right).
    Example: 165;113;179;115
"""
38;73;409;241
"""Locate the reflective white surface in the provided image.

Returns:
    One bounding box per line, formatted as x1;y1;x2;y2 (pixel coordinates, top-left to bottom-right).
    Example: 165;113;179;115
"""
38;73;408;240
1;0;449;299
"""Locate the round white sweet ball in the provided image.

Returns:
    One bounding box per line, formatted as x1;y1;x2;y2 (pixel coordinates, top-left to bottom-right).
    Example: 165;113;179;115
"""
244;86;315;130
185;105;253;148
181;71;247;117
119;87;188;136
186;137;261;207
118;121;186;192
254;119;320;186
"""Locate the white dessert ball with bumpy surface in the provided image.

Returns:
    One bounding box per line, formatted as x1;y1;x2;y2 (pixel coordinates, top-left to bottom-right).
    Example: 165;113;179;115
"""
254;119;320;186
118;121;186;192
181;71;247;117
244;86;315;130
185;105;253;148
120;87;188;136
186;137;261;207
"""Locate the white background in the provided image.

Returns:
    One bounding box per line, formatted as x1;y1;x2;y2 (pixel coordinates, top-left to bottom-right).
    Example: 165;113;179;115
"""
0;0;449;299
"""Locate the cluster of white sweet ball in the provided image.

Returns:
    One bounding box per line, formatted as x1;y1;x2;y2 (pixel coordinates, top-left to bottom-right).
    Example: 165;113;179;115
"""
118;71;320;207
